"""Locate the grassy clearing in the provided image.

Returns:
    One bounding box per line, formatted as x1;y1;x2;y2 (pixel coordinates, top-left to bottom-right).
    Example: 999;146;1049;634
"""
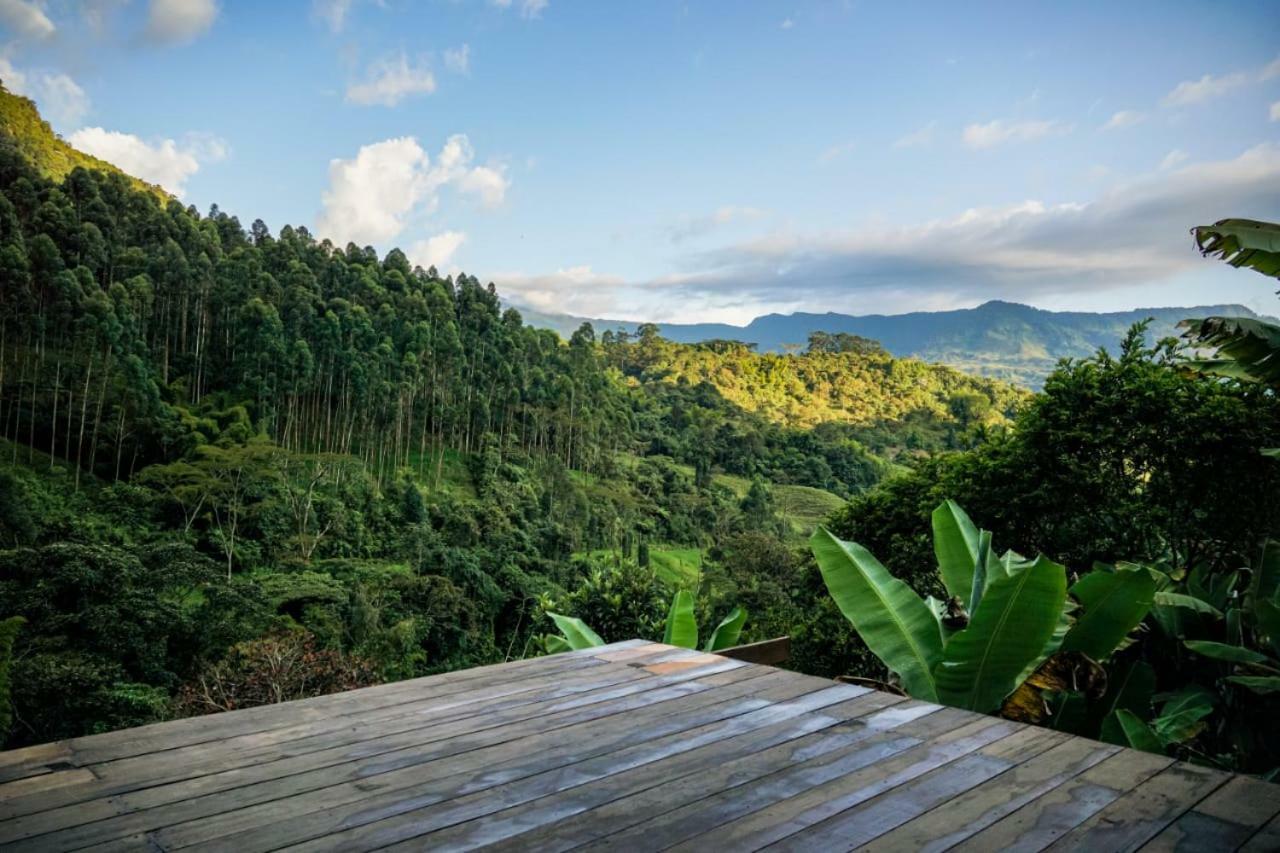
649;547;702;587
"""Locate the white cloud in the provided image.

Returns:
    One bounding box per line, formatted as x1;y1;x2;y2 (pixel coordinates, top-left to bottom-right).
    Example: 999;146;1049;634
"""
1102;110;1145;131
1164;71;1249;107
145;0;218;44
313;0;352;32
1271;101;1280;122
1164;56;1280;107
0;0;54;38
503;144;1280;322
1160;149;1189;170
68;127;227;196
962;118;1071;149
893;121;936;148
780;18;794;29
0;58;90;127
444;43;470;75
345;52;436;107
497;266;627;317
409;230;466;270
316;134;509;246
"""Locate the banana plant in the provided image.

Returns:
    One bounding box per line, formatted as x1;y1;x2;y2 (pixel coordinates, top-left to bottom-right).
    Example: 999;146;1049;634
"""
540;591;747;655
811;501;1157;714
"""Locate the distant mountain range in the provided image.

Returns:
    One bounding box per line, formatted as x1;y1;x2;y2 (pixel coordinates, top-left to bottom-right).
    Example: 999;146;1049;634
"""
516;300;1271;388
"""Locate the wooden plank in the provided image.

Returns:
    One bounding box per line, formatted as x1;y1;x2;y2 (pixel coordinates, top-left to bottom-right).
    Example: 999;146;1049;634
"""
129;667;785;852
1;660;767;848
950;748;1176;852
1240;810;1280;852
770;726;1067;850
247;678;863;852
666;714;1019;851
0;657;664;825
1138;774;1280;852
860;733;1118;852
1040;762;1232;852
1;640;641;785
718;637;790;666
573;706;980;853
422;695;931;853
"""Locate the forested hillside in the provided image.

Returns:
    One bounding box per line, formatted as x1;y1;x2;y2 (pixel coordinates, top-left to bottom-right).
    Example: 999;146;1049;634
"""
0;95;1017;745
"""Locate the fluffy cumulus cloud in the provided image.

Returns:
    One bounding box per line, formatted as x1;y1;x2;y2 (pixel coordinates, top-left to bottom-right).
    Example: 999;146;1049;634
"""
68;127;227;195
316;134;509;247
962;118;1071;149
409;230;466;270
0;58;90;127
145;0;219;44
0;0;54;39
345;53;436;107
1102;110;1145;131
499;144;1280;323
1163;56;1280;107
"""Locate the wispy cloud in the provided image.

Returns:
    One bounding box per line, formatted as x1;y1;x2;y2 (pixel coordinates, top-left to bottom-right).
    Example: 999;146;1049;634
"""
818;140;856;163
345;52;436;107
667;205;765;243
444;44;470;75
962;118;1071;149
1101;110;1145;131
1159;149;1188;170
1271;101;1280;122
893;121;936;148
1163;55;1280;107
780;17;794;30
490;0;547;19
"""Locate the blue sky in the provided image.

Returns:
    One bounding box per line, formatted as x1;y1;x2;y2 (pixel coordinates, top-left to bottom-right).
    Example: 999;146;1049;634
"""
2;0;1279;323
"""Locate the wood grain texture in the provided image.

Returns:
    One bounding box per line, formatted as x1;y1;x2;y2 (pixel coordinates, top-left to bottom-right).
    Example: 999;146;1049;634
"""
0;641;1271;853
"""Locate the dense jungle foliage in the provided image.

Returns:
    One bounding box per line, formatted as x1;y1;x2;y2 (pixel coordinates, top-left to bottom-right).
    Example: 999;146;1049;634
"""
0;101;1016;747
1;87;1277;778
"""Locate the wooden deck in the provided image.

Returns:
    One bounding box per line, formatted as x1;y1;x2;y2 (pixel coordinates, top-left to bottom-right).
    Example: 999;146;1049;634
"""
0;640;1277;851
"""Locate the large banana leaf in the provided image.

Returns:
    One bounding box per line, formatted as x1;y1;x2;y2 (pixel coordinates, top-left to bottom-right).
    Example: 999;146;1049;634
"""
546;612;605;650
1105;708;1164;754
662;590;698;649
811;527;942;702
1184;640;1275;666
1250;540;1280;604
704;606;746;652
1060;564;1158;660
932;500;981;607
1182;316;1280;385
1192;219;1280;278
934;555;1068;713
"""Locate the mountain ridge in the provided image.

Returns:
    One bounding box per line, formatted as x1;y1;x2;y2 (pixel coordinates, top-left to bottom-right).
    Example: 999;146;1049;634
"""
515;299;1268;388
